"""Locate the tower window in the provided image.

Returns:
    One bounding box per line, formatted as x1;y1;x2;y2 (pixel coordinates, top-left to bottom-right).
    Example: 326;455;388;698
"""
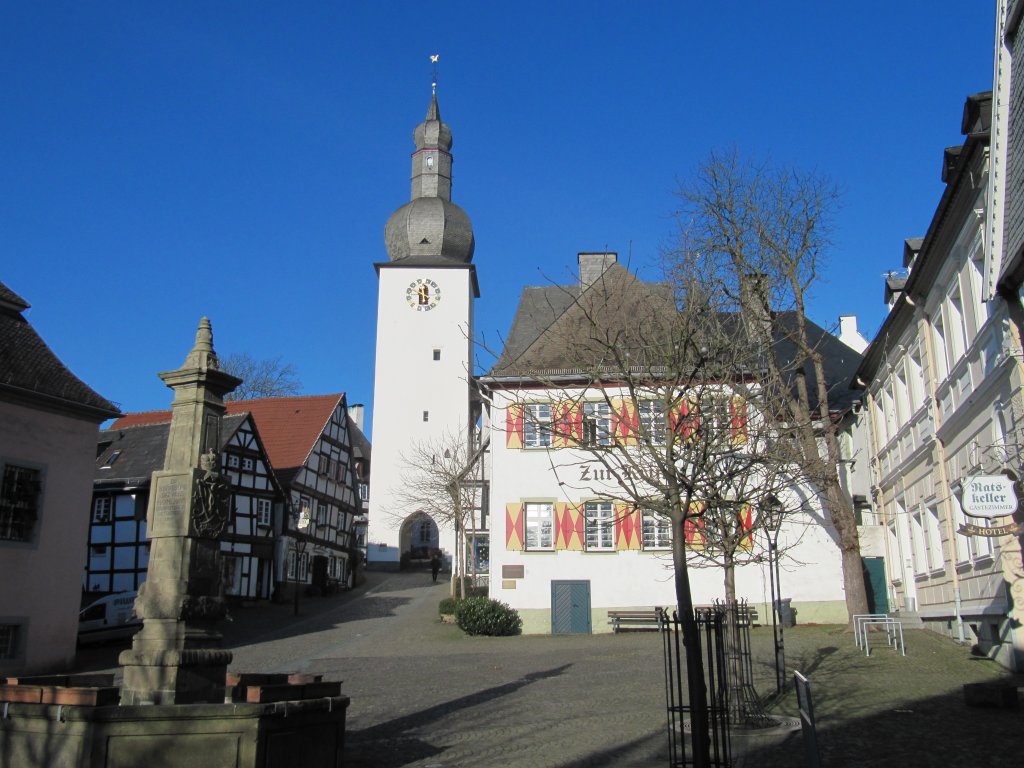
433;349;441;361
426;154;435;170
423;411;429;422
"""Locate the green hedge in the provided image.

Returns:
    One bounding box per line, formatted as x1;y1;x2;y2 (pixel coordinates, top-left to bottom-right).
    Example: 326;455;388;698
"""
439;596;461;615
454;597;522;636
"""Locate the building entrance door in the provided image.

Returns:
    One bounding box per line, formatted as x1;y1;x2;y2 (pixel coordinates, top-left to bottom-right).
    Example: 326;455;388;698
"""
551;580;591;635
862;556;889;614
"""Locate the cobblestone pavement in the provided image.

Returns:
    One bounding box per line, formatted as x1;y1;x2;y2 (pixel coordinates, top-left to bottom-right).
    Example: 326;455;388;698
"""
72;571;1024;767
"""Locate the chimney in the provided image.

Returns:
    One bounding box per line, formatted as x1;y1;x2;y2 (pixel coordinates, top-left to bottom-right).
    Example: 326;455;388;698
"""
838;315;869;354
348;403;365;431
578;252;617;288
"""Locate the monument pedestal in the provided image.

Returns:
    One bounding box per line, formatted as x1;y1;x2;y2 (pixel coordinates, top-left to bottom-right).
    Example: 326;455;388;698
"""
0;695;350;768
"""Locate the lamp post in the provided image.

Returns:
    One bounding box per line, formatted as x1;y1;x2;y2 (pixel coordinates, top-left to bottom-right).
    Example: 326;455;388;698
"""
765;499;786;694
292;503;310;617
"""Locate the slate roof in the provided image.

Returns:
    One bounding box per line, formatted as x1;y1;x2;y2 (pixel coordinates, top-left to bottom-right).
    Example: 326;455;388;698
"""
492;264;676;375
0;279;119;421
111;394;347;482
487;266;862;415
94;414;249;486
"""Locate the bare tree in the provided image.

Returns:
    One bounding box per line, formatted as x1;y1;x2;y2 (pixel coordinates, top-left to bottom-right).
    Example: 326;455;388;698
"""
673;150;869;622
390;430;487;597
221;353;301;401
485;258;813;756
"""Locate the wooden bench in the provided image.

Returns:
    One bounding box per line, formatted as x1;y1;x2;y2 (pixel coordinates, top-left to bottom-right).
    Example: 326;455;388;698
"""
608;609;662;633
695;604;760;626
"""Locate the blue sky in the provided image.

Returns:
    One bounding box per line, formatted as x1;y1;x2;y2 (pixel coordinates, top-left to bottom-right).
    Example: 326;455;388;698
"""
1;3;996;434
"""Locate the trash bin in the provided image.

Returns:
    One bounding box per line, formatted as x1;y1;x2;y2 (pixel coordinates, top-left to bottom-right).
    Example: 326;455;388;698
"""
776;598;796;628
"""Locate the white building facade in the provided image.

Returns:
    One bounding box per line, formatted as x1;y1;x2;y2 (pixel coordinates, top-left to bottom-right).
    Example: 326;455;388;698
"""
855;92;1024;669
481;255;853;634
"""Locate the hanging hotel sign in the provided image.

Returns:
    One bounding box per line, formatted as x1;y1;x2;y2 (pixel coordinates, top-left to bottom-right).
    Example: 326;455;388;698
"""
957;520;1024;538
959;474;1019;520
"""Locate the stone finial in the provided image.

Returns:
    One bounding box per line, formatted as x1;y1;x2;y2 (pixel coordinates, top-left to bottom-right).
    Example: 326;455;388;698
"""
183;317;220;370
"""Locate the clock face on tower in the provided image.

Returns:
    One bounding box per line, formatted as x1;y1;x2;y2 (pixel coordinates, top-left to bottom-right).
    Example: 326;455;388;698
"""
406;278;442;312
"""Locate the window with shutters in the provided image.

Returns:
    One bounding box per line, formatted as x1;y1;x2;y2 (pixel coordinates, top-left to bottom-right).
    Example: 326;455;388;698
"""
524;502;554;550
637;400;666;444
642;510;672;549
524;404;553;448
584;501;614;550
582;402;612;446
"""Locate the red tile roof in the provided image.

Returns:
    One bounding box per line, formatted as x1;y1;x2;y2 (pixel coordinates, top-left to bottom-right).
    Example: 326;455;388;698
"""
110;394;345;472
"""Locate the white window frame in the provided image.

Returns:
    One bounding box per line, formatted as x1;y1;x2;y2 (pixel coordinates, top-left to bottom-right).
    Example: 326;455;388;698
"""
642;510;672;549
582;402;613;447
932;311;949;381
910;509;928;575
637;400;666;444
241;456;254;472
945;280;967;364
925;504;944;572
584;501;615;551
523;404;553;449
524;502;554;550
256;499;272;527
93;497;112;524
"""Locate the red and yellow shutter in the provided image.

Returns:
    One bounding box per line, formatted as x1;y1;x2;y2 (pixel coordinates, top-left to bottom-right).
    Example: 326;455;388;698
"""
554;502;584;551
552;402;582;448
737;503;754;551
683;502;705;550
506;403;524;449
614;502;642;550
730;397;749;446
505;502;524;551
670;396;699;442
612;398;639;445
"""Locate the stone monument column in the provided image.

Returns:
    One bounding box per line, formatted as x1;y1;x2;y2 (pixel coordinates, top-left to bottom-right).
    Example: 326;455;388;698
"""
120;317;242;705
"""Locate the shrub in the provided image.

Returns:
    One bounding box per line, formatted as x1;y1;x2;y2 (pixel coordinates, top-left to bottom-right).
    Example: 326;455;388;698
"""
438;597;461;615
454;597;522;636
453;579;489;599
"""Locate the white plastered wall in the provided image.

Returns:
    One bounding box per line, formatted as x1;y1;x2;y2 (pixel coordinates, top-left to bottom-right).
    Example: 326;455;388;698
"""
367;265;474;564
486;387;847;633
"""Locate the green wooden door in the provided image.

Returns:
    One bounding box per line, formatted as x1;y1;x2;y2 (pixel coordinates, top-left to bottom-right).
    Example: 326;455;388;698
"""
862;557;889;614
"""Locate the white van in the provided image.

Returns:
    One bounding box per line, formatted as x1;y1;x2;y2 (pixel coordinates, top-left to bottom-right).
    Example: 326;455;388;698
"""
78;592;141;645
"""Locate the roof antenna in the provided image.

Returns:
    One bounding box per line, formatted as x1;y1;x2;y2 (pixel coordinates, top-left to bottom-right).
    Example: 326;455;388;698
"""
430;53;439;95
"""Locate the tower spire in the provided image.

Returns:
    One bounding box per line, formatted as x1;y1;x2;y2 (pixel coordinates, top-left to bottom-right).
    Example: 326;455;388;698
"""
430;53;439;95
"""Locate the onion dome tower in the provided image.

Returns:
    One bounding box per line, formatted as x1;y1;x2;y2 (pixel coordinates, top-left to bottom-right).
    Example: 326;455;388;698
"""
383;93;475;264
368;83;480;568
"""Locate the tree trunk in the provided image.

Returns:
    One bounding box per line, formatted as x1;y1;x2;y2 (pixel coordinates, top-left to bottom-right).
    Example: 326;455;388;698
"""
825;480;870;622
673;521;711;768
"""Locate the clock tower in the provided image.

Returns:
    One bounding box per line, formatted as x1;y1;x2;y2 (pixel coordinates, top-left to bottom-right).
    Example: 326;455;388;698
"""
367;90;479;567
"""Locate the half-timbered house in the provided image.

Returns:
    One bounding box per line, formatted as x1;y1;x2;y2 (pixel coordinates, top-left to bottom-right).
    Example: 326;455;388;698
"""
90;412;287;600
106;394;368;600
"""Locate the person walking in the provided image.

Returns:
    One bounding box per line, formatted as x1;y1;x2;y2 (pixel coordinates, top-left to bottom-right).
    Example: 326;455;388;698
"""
430;552;441;583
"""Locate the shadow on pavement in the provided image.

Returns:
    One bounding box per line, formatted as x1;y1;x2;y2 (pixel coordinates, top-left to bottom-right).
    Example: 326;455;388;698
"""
743;682;1024;768
345;664;573;767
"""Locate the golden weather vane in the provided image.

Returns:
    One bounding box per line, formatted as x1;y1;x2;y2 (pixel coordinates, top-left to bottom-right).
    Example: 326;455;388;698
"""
430;53;439;94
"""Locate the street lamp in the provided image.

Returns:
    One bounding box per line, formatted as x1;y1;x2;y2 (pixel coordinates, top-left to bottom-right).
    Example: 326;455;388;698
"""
764;496;786;694
292;502;310;617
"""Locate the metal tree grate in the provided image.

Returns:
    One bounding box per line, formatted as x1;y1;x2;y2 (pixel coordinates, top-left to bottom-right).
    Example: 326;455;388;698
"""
715;599;772;728
659;607;733;768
